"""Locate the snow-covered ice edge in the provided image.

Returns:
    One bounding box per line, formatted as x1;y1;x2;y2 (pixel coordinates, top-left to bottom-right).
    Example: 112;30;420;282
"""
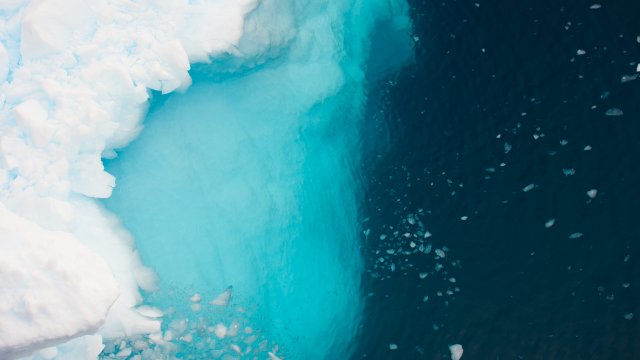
0;0;255;358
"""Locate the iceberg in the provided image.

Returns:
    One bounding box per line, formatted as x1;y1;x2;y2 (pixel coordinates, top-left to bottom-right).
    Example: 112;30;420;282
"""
0;0;413;358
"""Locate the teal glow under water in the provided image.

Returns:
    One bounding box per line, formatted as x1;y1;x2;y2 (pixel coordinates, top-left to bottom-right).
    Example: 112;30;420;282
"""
103;1;411;358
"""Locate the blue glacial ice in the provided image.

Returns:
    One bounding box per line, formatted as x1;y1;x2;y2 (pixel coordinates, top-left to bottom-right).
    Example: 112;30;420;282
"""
0;0;412;359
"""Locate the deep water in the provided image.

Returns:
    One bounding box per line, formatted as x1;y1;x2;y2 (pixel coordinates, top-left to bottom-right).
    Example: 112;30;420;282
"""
354;0;640;359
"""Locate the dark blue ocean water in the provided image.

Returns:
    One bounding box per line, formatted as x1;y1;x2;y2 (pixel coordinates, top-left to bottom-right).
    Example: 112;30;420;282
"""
355;0;640;359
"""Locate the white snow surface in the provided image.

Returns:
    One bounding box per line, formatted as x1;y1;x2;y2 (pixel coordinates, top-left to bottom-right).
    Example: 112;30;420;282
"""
0;0;256;358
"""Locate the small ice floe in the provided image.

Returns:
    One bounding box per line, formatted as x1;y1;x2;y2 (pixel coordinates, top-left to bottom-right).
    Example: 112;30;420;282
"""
419;272;428;279
605;108;624;116
504;142;512;154
115;347;132;358
577;49;586;55
449;344;464;360
230;344;242;354
213;323;227;339
584;145;592;151
134;306;163;318
423;295;429;302
268;351;282;360
622;283;631;288
389;343;398;350
545;218;556;228
460;216;468;221
600;90;610;99
624;313;634;320
569;232;584;239
523;183;535;192
589;4;601;9
624;254;630;262
190;293;201;302
562;168;576;176
435;249;446;258
211;286;233;306
560;139;569;146
586;189;598;198
621;74;638;83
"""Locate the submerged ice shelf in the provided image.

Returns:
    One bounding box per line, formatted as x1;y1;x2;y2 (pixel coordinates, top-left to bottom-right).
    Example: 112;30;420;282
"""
0;0;412;358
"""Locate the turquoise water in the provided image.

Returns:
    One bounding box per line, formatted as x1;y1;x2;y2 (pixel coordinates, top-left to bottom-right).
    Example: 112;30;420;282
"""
103;1;412;358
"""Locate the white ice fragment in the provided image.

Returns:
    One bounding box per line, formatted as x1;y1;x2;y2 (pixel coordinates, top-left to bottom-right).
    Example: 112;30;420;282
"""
523;183;535;192
562;168;576;176
460;216;468;221
586;189;598;198
605;108;624;116
190;293;201;303
584;145;592;151
134;306;163;319
213;323;227;339
419;272;428;279
545;218;556;228
577;49;586;55
589;4;601;9
422;296;429;302
449;344;464;360
211;286;233;306
621;74;638;83
268;352;283;360
410;241;416;248
624;313;634;320
389;343;398;350
116;347;132;358
569;232;583;239
435;249;446;258
231;343;242;354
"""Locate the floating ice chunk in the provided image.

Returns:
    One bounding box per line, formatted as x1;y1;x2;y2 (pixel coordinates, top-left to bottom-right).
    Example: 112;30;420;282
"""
569;232;583;239
621;74;638;83
449;344;464;360
389;343;398;350
435;249;446;258
268;352;283;360
605;108;624;116
545;218;556;228
586;189;598;198
419;272;428;279
211;286;233;306
213;323;227;339
584;145;592;151
523;183;535;192
115;347;132;358
589;4;601;9
624;313;634;320
190;293;201;303
562;168;575;176
134;306;163;319
577;49;586;55
460;216;468;221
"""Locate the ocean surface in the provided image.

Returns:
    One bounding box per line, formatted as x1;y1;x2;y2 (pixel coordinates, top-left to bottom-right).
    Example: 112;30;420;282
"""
354;0;640;359
101;0;640;359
